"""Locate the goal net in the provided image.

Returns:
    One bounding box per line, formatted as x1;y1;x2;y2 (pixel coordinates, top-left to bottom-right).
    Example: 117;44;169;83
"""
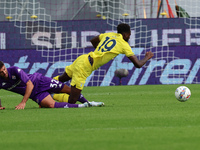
0;0;199;86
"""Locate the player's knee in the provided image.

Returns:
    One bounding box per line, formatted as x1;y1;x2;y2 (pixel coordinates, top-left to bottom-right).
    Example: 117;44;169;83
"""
43;102;55;108
48;103;55;108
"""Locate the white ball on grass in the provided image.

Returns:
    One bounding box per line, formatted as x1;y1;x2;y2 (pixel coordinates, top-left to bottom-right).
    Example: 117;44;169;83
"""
175;86;191;102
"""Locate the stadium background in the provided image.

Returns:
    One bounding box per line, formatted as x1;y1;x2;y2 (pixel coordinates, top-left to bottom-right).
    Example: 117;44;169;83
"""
0;0;200;86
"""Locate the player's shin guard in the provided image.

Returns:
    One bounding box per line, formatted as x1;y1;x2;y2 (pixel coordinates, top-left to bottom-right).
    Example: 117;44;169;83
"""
53;93;88;104
54;102;88;108
54;102;78;108
53;93;69;102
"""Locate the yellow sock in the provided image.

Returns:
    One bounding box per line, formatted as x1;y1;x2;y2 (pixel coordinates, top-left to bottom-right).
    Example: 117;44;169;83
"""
53;93;69;102
53;75;59;81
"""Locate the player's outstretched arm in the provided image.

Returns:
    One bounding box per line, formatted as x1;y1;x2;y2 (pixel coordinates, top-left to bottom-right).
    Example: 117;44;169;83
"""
15;80;34;110
128;51;154;68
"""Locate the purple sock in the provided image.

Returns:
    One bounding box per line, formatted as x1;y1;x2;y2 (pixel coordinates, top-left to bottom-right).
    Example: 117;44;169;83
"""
77;94;89;103
54;102;79;108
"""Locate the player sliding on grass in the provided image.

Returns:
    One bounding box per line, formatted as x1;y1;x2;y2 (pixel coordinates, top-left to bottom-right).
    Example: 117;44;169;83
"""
54;23;154;104
0;61;103;110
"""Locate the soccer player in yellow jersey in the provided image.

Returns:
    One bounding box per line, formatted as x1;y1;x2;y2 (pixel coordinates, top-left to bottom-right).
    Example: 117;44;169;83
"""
54;23;154;104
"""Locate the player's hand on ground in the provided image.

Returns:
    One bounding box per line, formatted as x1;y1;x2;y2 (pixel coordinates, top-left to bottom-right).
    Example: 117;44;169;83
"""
0;100;5;109
0;106;5;110
15;102;26;110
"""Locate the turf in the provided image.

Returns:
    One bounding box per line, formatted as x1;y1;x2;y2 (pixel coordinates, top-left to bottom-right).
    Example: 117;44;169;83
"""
0;84;200;150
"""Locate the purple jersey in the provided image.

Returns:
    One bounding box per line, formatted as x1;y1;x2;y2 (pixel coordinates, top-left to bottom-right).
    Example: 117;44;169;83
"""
0;66;64;104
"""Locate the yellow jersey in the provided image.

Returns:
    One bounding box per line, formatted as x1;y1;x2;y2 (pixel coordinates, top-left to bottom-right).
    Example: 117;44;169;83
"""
89;32;134;70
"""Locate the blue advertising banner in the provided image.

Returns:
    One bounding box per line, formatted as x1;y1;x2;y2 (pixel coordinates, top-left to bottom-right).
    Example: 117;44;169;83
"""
0;46;199;86
0;18;200;86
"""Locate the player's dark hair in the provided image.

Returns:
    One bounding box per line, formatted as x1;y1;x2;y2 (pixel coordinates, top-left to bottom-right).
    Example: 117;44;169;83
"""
117;23;131;34
0;61;4;69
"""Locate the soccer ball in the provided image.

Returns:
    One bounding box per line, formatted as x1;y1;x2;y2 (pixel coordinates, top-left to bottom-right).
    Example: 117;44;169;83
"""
175;86;191;102
114;69;129;78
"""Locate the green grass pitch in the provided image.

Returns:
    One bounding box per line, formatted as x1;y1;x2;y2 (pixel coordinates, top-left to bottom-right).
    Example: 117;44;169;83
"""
0;84;200;150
